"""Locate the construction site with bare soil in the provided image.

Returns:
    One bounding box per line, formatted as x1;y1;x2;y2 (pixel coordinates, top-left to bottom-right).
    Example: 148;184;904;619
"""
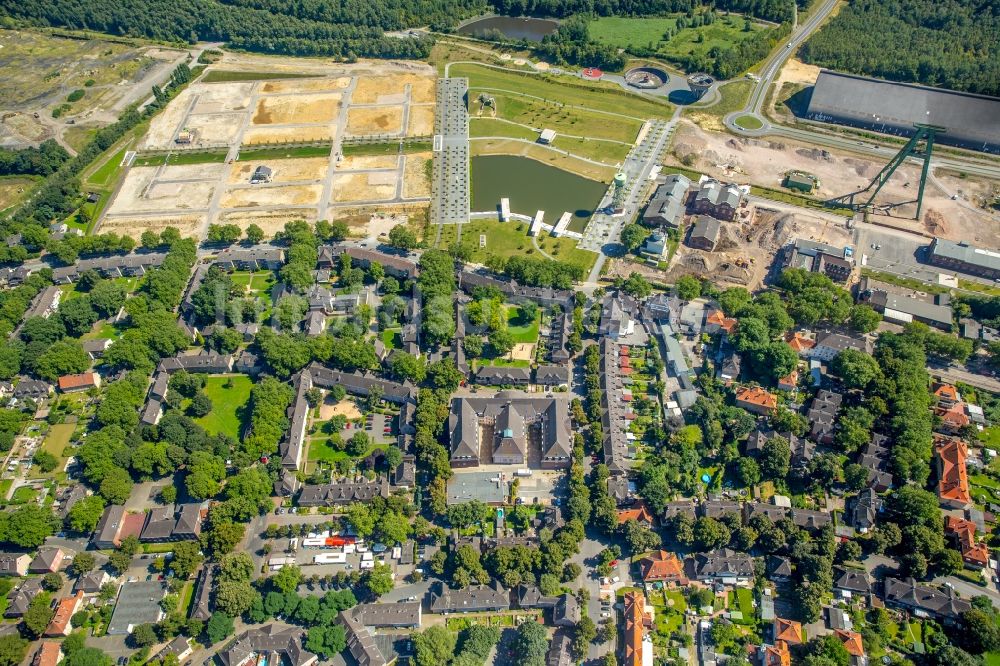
667;120;1000;248
96;53;437;240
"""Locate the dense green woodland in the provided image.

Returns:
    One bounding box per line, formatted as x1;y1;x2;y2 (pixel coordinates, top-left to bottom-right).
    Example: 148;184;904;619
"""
0;0;435;59
800;0;1000;96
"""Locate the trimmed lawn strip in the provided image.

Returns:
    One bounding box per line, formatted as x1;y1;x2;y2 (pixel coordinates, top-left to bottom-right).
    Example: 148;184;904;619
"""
341;140;433;157
201;70;320;83
238;145;332;161
133;150;229;167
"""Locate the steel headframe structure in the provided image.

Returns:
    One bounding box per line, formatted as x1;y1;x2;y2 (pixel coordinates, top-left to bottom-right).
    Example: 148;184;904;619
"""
827;123;945;219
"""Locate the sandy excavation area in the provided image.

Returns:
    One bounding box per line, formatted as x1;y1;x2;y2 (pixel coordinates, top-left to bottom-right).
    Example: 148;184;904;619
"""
220;209;317;237
339;154;399;170
352;73;436;105
407;105;435;136
346;106;404;136
252;93;341;125
242;126;333;145
403;152;432;198
105;167;216;214
99;214;204;240
332;173;396;202
228;157;329;184
182;113;243;146
222;184;322;208
668;120;1000;246
141;83;253;149
261;77;351;94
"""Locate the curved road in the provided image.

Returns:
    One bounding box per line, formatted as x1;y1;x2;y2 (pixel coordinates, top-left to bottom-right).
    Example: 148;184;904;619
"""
721;0;1000;182
725;0;839;130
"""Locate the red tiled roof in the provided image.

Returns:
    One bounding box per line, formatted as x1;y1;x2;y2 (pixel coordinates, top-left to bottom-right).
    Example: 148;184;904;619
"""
835;630;865;657
774;618;803;645
934;383;959;402
945;516;990;566
58;372;98;390
618;502;655;526
33;642;61;666
936;437;971;505
624;592;645;666
638;551;687;583
937;403;971;428
787;332;816;351
735;386;778;410
44;592;82;636
763;642;791;666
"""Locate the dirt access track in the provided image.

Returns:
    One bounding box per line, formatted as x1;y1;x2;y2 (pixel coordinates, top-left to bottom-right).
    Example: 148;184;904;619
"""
669;119;1000;249
98;52;437;241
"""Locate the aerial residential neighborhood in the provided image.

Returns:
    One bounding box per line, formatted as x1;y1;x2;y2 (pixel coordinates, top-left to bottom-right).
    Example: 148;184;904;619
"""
0;1;996;666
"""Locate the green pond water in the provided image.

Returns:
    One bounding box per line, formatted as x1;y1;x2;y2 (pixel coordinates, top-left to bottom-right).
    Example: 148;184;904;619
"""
470;155;608;232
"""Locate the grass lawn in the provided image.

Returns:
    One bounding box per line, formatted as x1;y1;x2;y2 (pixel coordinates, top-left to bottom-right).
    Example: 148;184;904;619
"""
194;375;253;440
506;305;540;343
591;14;771;63
238;145;332;161
682;79;753;130
483;92;642;145
9;486;38;505
381;328;402;351
133;151;228;167
734;114;763;129
201;70;319;83
0;479;10;500
985;653;1000;666
730;588;755;621
448;219;597;275
470;117;539;142
450;63;673;121
981;427;1000;448
42;423;75;459
342;140;433;157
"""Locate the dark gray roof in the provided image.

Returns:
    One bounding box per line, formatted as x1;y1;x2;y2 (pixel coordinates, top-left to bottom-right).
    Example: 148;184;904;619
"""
107;581;168;634
216;625;314;666
884;577;972;620
929;238;1000;274
694;548;754;578
834;567;871;594
298;477;390;506
429;581;510;613
806;70;1000;152
690;216;721;244
351;602;421;628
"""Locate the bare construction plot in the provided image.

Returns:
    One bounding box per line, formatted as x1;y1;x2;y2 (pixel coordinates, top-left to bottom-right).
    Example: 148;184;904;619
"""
331;173;397;203
403;153;433;198
261;77;351;94
346;106;404;136
98;59;437;240
352;74;436;105
252;93;341;125
669;119;1000;246
222;184;323;208
99;214;205;240
105;166;219;215
228;157;329;184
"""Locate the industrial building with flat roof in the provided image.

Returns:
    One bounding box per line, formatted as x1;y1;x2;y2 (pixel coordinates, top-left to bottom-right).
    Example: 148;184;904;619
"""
926;238;1000;280
806;70;1000;154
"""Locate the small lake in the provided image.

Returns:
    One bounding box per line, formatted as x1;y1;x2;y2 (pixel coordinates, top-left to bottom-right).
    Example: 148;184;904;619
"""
458;16;560;42
470;155;607;231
